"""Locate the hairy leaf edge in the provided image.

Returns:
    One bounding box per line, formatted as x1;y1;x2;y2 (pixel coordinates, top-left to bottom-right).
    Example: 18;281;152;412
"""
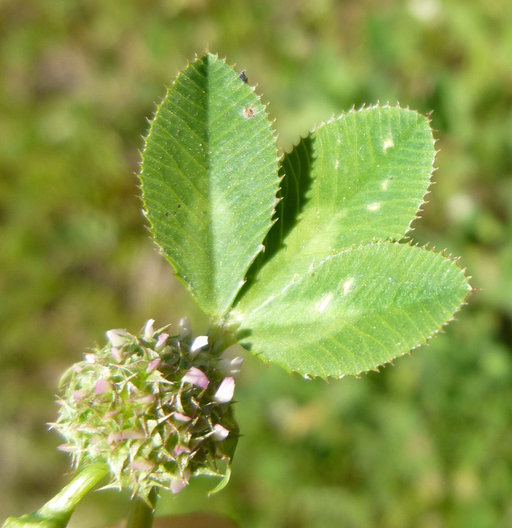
229;240;474;380
138;51;281;318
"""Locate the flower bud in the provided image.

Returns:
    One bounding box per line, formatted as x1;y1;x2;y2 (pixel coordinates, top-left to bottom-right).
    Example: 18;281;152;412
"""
178;317;191;337
143;319;155;340
106;329;130;348
219;356;244;376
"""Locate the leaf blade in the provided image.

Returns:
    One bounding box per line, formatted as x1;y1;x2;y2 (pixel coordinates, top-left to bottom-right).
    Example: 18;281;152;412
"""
232;243;471;377
238;105;435;307
140;53;279;317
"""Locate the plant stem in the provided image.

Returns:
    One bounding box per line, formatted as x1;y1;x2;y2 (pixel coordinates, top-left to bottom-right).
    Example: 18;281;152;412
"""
125;488;158;528
39;464;109;519
3;464;109;528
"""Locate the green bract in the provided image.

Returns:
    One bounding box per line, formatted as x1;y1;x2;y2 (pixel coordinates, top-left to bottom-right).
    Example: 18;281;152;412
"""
140;52;471;378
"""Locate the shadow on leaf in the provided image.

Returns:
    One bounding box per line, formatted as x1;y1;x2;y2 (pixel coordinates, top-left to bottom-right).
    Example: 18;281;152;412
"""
236;134;315;300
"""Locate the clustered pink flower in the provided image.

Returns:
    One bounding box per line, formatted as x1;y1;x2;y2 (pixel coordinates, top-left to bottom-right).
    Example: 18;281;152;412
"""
52;318;241;500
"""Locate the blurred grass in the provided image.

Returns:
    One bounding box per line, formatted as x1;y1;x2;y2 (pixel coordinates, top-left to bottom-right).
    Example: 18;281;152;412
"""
1;0;512;526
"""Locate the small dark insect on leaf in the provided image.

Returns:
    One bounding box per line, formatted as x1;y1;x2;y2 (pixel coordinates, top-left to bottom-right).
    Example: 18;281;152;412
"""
165;211;170;217
238;71;248;83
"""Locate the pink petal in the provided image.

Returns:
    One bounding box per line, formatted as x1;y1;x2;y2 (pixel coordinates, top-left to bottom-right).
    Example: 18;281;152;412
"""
211;424;229;441
94;377;111;395
144;319;155;340
173;445;190;456
214;377;235;403
170;470;190;494
155;333;169;350
111;347;122;362
57;444;76;453
170;478;188;495
130;458;155;471
106;329;130;348
147;358;161;372
173;412;192;422
73;389;87;403
108;430;146;443
182;367;209;389
130;394;155;405
190;335;208;355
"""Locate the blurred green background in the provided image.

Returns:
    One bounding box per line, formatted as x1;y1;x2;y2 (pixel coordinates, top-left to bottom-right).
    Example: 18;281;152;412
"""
1;0;512;527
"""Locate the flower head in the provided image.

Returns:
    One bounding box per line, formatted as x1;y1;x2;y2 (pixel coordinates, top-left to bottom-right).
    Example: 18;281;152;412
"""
52;319;239;500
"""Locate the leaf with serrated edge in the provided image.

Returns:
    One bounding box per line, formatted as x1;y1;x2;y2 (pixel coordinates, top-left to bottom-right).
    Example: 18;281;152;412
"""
236;105;435;309
231;243;471;378
140;53;279;317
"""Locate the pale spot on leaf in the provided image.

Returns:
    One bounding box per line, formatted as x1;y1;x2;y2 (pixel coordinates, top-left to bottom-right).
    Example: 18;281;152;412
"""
367;202;380;211
342;278;355;296
382;137;394;151
316;292;334;313
381;179;389;191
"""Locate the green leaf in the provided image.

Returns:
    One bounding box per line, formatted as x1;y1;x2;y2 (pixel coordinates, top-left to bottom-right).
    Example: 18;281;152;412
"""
140;53;279;317
238;105;435;305
231;243;471;378
228;105;458;377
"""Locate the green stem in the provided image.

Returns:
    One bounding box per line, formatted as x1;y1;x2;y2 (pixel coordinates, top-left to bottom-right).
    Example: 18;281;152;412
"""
3;464;109;528
125;488;158;528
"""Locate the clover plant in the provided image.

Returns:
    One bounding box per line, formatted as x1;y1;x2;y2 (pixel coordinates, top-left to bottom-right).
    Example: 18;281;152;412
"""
3;53;471;528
